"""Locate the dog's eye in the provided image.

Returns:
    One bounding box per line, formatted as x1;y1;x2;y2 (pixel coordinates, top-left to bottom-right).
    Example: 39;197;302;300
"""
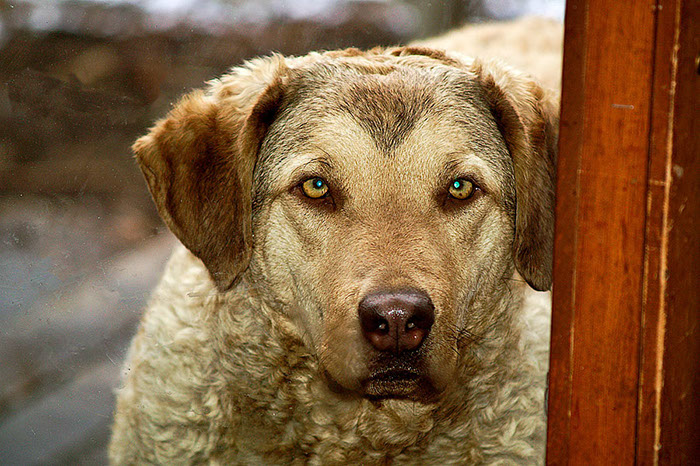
301;177;329;199
448;178;476;200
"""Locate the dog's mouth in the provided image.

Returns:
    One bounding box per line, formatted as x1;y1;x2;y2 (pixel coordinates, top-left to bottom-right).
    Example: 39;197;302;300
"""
364;370;420;396
361;360;437;401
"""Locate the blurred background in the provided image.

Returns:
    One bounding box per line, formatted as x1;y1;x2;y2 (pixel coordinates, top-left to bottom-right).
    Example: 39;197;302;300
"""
0;0;563;463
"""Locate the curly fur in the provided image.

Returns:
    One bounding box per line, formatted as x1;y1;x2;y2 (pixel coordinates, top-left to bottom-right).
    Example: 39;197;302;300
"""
111;248;550;464
110;17;560;465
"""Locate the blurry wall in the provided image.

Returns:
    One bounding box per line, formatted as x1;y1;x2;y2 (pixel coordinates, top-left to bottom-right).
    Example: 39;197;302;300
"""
0;0;563;463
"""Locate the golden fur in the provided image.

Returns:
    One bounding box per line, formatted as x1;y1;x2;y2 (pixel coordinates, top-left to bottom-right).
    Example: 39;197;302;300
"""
110;18;561;464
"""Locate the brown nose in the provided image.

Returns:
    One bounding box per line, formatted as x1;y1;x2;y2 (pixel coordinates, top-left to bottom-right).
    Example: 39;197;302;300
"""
358;289;435;354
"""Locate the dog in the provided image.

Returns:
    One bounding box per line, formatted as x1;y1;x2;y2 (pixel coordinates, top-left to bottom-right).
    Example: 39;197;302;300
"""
109;19;559;464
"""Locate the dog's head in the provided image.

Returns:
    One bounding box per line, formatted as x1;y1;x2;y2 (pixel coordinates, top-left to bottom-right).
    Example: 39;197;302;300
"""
134;48;557;402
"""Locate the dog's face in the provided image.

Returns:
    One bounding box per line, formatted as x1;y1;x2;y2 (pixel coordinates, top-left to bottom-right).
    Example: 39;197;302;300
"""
251;64;521;399
133;48;557;402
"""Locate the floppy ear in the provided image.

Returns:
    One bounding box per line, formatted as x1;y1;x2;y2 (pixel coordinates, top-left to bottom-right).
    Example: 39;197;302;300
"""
474;61;559;291
134;55;287;291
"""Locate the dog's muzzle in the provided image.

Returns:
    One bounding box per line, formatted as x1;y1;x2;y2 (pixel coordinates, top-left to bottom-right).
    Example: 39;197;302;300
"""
358;288;436;399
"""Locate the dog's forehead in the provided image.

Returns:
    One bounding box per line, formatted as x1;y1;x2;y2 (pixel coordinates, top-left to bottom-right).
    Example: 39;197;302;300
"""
282;61;486;144
302;65;440;154
258;59;513;190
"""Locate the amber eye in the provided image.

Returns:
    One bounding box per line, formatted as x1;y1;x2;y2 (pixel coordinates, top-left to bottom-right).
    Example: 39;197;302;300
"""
448;178;476;200
301;177;329;199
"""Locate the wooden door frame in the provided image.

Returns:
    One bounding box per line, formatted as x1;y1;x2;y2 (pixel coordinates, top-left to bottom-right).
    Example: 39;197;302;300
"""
546;0;698;463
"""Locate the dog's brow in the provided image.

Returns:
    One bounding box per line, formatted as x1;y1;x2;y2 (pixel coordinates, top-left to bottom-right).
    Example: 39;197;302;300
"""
442;152;487;169
441;154;495;190
443;156;467;172
282;155;336;186
308;146;335;168
297;156;333;174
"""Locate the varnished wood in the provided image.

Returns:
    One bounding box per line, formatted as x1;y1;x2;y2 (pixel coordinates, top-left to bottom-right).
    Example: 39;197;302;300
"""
656;0;699;462
635;0;679;463
546;0;587;461
547;0;698;463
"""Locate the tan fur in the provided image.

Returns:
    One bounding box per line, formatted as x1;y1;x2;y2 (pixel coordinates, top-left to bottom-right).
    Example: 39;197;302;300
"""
110;19;559;464
413;17;563;91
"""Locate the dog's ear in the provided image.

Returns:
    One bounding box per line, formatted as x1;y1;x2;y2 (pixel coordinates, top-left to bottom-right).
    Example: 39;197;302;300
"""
133;55;287;291
475;61;559;291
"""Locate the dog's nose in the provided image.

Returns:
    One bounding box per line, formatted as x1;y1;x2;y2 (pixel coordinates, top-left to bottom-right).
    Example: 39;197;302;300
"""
358;289;435;354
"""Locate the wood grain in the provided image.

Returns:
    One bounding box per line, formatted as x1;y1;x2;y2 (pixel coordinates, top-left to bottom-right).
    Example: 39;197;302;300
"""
657;0;700;461
546;0;587;461
635;0;678;463
569;1;654;462
548;0;699;463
